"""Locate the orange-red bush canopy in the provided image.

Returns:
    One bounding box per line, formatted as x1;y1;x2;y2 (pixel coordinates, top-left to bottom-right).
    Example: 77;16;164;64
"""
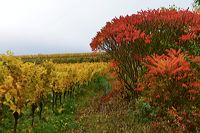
90;9;200;51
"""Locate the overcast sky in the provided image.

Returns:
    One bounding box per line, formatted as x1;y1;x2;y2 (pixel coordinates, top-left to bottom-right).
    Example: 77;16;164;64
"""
0;0;194;55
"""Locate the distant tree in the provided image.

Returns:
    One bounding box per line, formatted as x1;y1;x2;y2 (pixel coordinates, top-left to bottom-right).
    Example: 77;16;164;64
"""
193;0;200;13
195;0;200;6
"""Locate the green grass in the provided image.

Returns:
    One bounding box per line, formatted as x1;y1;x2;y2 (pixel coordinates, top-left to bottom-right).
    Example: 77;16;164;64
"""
0;96;79;133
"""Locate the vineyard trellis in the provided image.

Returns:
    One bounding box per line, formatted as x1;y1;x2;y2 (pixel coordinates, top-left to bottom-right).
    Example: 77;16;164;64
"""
0;51;108;133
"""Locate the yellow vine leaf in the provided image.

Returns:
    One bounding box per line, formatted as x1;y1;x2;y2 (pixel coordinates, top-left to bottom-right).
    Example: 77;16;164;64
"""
5;93;12;102
10;104;17;112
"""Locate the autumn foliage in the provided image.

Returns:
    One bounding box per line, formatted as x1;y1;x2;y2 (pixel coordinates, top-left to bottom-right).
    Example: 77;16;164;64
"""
91;9;200;54
90;9;200;95
144;48;191;79
91;8;200;132
143;48;199;106
142;48;200;131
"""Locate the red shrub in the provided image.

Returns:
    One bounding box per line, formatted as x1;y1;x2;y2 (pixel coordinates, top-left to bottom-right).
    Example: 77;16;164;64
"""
90;9;200;94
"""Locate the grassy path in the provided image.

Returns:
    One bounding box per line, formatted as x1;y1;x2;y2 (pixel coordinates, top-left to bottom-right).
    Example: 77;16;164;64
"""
74;80;150;133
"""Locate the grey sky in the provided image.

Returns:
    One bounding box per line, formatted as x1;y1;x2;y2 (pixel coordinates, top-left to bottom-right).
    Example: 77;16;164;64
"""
0;0;194;55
